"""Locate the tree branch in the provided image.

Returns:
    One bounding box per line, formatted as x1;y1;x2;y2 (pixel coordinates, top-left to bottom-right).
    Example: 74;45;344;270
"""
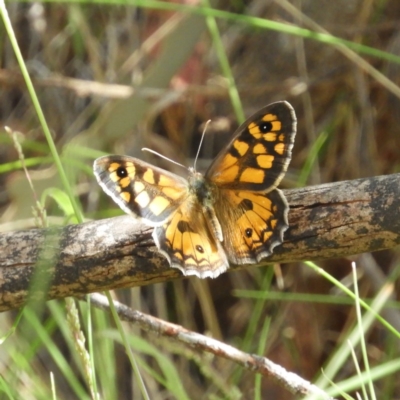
1;173;400;312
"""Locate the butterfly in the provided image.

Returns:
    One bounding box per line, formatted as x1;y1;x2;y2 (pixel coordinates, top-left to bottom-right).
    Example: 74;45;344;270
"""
93;101;296;279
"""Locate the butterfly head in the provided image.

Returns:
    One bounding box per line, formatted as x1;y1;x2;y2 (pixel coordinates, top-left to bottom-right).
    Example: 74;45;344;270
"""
187;168;211;201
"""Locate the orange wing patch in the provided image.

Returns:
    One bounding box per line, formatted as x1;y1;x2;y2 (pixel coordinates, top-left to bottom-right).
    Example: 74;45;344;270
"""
240;168;265;183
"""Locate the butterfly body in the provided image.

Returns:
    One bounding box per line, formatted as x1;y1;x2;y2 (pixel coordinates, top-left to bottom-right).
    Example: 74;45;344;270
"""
94;101;296;279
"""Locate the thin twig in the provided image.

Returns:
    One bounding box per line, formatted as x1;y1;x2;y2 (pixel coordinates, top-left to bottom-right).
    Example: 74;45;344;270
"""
89;292;336;399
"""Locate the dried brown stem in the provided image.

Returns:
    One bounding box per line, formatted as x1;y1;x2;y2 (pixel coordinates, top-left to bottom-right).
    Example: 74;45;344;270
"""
89;293;336;399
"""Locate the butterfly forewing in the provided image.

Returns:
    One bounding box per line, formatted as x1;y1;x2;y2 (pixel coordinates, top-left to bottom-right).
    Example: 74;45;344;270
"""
94;155;188;226
206;101;296;192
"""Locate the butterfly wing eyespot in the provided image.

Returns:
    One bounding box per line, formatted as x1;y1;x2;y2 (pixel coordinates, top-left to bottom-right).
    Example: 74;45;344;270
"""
115;166;128;178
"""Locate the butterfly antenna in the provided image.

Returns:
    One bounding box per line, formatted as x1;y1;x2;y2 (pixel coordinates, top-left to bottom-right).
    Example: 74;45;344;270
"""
141;148;187;170
193;119;211;172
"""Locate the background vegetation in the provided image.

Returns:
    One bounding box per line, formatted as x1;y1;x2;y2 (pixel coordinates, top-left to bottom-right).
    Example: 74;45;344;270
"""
1;0;400;399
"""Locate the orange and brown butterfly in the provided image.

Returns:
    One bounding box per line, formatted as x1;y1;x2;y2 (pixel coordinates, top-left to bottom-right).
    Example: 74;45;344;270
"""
93;101;296;279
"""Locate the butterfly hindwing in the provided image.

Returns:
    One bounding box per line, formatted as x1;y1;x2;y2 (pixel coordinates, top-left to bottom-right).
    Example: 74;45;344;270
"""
153;200;228;279
214;188;289;265
93;155;188;226
206;101;296;192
